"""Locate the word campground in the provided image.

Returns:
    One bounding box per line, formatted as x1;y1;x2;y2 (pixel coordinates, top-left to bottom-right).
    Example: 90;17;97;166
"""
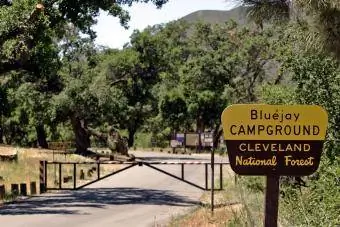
230;124;320;136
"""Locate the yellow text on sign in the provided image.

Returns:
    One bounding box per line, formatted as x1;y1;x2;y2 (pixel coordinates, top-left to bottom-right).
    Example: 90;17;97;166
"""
221;104;328;141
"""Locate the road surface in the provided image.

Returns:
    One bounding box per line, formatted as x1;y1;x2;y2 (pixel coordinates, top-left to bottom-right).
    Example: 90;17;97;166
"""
0;151;228;227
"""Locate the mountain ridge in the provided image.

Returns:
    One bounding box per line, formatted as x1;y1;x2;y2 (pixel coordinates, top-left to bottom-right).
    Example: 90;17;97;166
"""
179;6;251;25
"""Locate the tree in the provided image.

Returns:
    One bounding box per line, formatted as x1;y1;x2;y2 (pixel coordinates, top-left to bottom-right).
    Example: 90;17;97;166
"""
178;21;275;146
0;0;62;147
284;53;340;161
159;89;188;132
96;48;145;147
53;36;128;154
1;0;169;75
234;0;340;58
0;85;9;143
0;0;169;148
111;24;187;146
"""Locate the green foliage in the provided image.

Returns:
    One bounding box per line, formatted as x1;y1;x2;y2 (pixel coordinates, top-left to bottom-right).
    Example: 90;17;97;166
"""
159;89;187;131
0;2;339;225
54;38;128;128
0;0;170;147
134;132;153;148
285;53;340;160
237;0;340;58
280;157;340;226
258;84;296;105
240;0;290;26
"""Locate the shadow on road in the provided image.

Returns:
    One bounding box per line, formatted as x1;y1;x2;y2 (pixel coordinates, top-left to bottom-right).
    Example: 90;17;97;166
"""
0;187;201;216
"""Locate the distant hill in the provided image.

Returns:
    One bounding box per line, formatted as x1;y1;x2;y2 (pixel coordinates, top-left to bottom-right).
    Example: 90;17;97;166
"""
179;6;251;26
173;6;284;85
177;6;282;84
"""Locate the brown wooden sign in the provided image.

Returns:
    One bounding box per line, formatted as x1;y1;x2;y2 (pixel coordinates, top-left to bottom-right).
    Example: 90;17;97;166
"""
221;104;328;176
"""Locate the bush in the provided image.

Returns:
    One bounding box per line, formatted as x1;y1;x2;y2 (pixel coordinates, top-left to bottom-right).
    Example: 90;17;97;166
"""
280;157;340;226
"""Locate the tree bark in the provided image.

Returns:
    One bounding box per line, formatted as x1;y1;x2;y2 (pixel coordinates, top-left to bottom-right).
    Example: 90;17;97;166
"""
128;127;136;147
0;126;3;144
213;124;223;149
70;114;91;154
36;124;48;148
0;116;3;144
196;116;204;152
196;116;204;133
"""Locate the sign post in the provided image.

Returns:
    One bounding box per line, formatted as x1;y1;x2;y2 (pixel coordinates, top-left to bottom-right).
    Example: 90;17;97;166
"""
211;147;215;213
264;175;280;226
221;104;328;227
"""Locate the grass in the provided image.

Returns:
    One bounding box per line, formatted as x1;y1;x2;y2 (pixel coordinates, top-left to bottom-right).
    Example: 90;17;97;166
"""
169;204;243;227
167;170;268;227
0;146;120;201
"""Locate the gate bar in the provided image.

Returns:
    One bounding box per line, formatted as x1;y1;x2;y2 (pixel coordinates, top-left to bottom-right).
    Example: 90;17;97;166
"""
76;163;138;190
43;161;229;191
144;162;205;191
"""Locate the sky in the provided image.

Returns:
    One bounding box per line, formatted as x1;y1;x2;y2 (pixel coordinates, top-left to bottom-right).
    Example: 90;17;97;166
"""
92;0;239;49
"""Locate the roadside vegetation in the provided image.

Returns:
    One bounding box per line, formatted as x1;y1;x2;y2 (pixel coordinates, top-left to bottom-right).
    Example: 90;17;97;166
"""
0;146;119;202
0;0;339;226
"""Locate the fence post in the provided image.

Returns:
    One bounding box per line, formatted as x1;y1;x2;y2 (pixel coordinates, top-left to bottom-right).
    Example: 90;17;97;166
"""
97;163;100;179
59;163;62;189
11;184;19;196
39;161;46;193
220;164;223;190
73;163;76;189
0;185;5;199
44;161;47;190
30;182;37;195
20;183;27;196
205;163;208;190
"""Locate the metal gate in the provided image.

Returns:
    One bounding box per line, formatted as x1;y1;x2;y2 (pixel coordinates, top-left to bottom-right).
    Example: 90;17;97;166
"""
39;160;229;193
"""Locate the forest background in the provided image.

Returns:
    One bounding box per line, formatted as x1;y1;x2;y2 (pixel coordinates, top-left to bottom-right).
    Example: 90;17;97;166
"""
0;0;339;225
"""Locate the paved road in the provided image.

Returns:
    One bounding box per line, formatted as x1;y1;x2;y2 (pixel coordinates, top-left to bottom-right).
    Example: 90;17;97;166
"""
0;151;228;227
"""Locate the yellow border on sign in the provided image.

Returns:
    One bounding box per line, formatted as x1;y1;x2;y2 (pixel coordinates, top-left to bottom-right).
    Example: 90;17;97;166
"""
221;104;328;140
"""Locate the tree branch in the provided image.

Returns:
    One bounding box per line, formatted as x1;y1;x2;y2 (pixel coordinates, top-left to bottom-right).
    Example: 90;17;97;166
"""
110;78;127;86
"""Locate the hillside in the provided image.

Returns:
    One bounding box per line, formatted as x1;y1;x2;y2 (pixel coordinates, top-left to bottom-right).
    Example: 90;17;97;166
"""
178;6;281;84
179;6;250;25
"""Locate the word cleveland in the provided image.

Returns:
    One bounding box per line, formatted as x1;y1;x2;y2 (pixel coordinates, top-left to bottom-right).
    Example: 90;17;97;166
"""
239;143;311;152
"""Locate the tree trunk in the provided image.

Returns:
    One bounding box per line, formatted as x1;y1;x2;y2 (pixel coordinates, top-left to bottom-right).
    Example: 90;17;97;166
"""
196;116;205;133
0;122;4;144
36;124;48;148
0;126;3;144
128;127;136;147
70;114;91;154
213;124;223;149
196;116;204;152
